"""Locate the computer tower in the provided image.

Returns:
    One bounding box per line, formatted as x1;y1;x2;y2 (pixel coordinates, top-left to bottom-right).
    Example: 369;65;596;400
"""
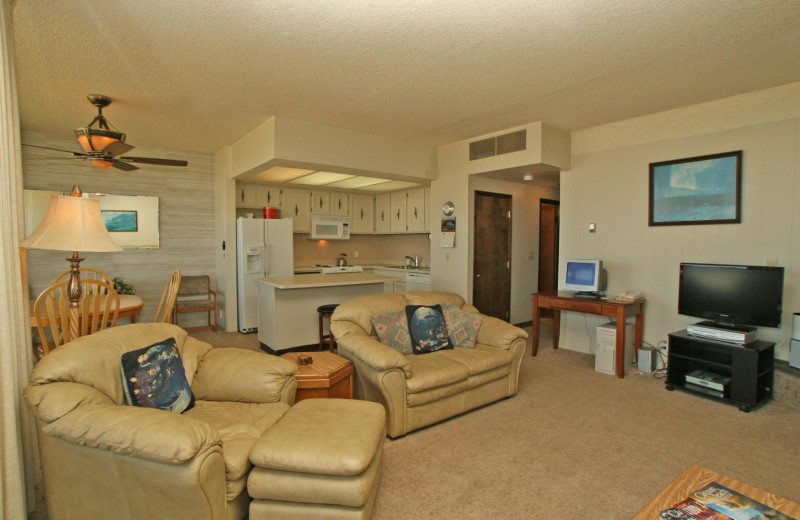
638;346;657;373
790;338;800;369
595;323;634;376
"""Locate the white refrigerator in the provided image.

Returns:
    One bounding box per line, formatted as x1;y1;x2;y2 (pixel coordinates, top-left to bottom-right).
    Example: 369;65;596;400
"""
236;217;294;333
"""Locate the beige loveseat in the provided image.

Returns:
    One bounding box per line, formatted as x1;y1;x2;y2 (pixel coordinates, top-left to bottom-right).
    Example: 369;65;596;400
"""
330;291;528;438
24;323;297;520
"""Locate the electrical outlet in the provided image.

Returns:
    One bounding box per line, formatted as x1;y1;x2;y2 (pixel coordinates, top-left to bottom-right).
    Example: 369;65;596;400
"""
527;252;535;260
445;252;450;261
354;250;359;258
219;309;224;321
766;259;778;266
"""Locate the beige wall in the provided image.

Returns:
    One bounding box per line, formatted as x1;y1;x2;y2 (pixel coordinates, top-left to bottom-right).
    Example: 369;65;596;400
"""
559;83;800;361
22;131;216;328
468;176;559;323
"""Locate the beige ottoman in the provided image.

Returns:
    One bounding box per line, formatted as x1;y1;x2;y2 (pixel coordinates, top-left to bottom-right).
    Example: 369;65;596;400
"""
248;398;386;520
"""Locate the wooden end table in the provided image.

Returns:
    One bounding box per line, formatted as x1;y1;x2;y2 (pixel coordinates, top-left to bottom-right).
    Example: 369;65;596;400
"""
631;464;800;519
280;351;354;402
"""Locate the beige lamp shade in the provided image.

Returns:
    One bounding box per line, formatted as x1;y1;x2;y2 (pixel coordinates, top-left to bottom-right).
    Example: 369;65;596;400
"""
21;195;122;252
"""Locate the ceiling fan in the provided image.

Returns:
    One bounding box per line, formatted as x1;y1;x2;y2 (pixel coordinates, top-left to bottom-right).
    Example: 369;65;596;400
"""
23;94;188;171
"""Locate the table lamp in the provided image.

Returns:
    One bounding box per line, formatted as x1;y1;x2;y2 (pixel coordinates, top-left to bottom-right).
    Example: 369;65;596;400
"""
21;185;122;340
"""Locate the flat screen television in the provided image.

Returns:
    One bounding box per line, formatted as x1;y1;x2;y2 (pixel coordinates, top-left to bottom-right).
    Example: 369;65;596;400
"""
678;263;784;328
562;259;607;296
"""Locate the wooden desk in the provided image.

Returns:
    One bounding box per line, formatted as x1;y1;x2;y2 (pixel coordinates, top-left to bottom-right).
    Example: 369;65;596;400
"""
632;464;800;519
280;351;354;402
532;291;645;379
30;294;144;327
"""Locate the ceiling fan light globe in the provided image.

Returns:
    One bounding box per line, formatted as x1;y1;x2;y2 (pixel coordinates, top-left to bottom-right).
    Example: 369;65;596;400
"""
92;159;114;168
74;128;124;153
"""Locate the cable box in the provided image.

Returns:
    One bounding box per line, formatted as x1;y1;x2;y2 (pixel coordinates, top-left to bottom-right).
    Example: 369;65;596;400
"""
686;321;756;345
685;370;731;391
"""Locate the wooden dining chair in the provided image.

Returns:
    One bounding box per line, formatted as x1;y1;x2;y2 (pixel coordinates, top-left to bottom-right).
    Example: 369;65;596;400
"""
173;275;218;331
32;279;121;360
53;267;113;286
153;270;182;323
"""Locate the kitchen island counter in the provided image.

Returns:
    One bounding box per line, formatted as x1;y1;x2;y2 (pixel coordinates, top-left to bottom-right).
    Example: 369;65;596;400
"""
260;272;392;289
256;273;391;352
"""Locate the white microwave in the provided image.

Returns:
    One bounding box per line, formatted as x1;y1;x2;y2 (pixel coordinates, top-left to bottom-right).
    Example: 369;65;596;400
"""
309;215;350;240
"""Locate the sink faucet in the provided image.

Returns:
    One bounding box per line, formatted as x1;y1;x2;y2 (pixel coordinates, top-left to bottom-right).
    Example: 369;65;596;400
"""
405;255;420;268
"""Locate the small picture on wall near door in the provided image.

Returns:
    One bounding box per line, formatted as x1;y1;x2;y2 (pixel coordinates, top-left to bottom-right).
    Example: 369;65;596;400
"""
102;210;138;232
649;150;742;226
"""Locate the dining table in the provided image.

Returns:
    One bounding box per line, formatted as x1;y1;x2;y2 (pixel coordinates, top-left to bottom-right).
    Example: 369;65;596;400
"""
29;294;144;327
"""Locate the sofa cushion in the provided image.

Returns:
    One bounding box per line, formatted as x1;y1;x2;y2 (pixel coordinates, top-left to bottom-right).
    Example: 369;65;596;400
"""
405;304;453;354
121;337;195;413
441;302;483;348
443;345;514;376
371;309;412;355
184;400;290;492
405;354;470;395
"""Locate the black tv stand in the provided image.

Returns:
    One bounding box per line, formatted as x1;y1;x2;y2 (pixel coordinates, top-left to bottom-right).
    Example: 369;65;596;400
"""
666;330;774;412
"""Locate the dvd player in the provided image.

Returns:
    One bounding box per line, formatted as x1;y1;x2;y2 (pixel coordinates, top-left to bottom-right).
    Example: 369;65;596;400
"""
686;321;756;345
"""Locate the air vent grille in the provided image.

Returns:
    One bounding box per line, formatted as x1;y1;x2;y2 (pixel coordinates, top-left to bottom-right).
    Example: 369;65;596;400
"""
469;138;496;161
496;130;526;155
469;130;527;161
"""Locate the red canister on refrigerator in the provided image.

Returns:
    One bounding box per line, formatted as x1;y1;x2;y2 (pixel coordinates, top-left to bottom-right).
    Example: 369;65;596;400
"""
264;206;277;219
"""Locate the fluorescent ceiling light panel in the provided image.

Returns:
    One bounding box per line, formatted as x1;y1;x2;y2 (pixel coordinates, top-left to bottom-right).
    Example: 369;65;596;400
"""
326;176;391;189
289;171;355;185
251;166;314;183
360;181;421;191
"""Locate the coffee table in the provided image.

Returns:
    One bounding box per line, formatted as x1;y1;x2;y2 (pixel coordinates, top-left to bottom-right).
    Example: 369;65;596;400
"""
280;351;353;402
632;464;800;519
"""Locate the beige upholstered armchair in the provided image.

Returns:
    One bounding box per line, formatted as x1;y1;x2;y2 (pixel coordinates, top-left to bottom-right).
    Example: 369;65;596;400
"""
331;291;528;438
24;323;297;520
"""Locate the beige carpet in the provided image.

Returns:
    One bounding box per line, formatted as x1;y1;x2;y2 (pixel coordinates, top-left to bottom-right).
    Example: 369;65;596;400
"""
192;324;800;518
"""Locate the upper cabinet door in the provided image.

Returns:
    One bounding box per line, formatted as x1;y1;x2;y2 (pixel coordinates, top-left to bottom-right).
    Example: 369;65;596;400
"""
375;194;391;233
406;189;425;233
390;191;407;233
236;184;257;208
350;194;373;233
331;192;349;216
282;188;311;232
256;186;282;209
310;190;331;215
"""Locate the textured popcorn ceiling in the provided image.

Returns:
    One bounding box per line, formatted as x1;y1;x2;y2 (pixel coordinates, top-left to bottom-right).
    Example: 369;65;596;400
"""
11;1;800;155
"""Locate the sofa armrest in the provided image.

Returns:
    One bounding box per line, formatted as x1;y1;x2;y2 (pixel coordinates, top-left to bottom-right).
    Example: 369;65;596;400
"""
192;348;297;404
332;321;411;377
25;381;115;424
476;316;529;350
42;403;221;465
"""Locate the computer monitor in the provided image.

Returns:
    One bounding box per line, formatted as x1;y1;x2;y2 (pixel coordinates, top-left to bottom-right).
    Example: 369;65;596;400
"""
562;259;607;296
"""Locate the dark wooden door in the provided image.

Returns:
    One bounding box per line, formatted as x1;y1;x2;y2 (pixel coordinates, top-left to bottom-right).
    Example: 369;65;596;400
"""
473;191;512;320
538;199;559;293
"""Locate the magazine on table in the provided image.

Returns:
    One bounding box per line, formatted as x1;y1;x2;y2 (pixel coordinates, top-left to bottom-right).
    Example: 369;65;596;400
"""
659;482;797;520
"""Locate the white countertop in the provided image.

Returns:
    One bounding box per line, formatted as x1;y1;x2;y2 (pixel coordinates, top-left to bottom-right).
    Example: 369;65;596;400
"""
258;272;393;289
293;264;430;275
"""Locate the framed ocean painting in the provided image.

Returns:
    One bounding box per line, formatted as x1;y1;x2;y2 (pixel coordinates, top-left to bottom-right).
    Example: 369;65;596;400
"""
649;150;742;226
102;210;139;232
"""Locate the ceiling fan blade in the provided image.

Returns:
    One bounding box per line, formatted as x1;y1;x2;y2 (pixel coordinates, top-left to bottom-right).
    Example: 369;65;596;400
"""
121;156;188;167
111;160;139;171
22;143;85;155
102;140;134;156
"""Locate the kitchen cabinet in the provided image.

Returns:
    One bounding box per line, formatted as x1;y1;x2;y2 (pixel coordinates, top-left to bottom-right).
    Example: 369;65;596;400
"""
390;192;407;233
236;184;257;208
350;194;374;233
282;188;311;232
375;194;391;233
256;186;282;210
331;192;349;217
406;188;425;233
310;190;330;215
424;188;431;232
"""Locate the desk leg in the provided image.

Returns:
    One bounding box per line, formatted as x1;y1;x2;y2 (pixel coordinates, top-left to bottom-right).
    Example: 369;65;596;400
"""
634;304;644;362
531;295;540;357
615;307;626;379
552;309;560;350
